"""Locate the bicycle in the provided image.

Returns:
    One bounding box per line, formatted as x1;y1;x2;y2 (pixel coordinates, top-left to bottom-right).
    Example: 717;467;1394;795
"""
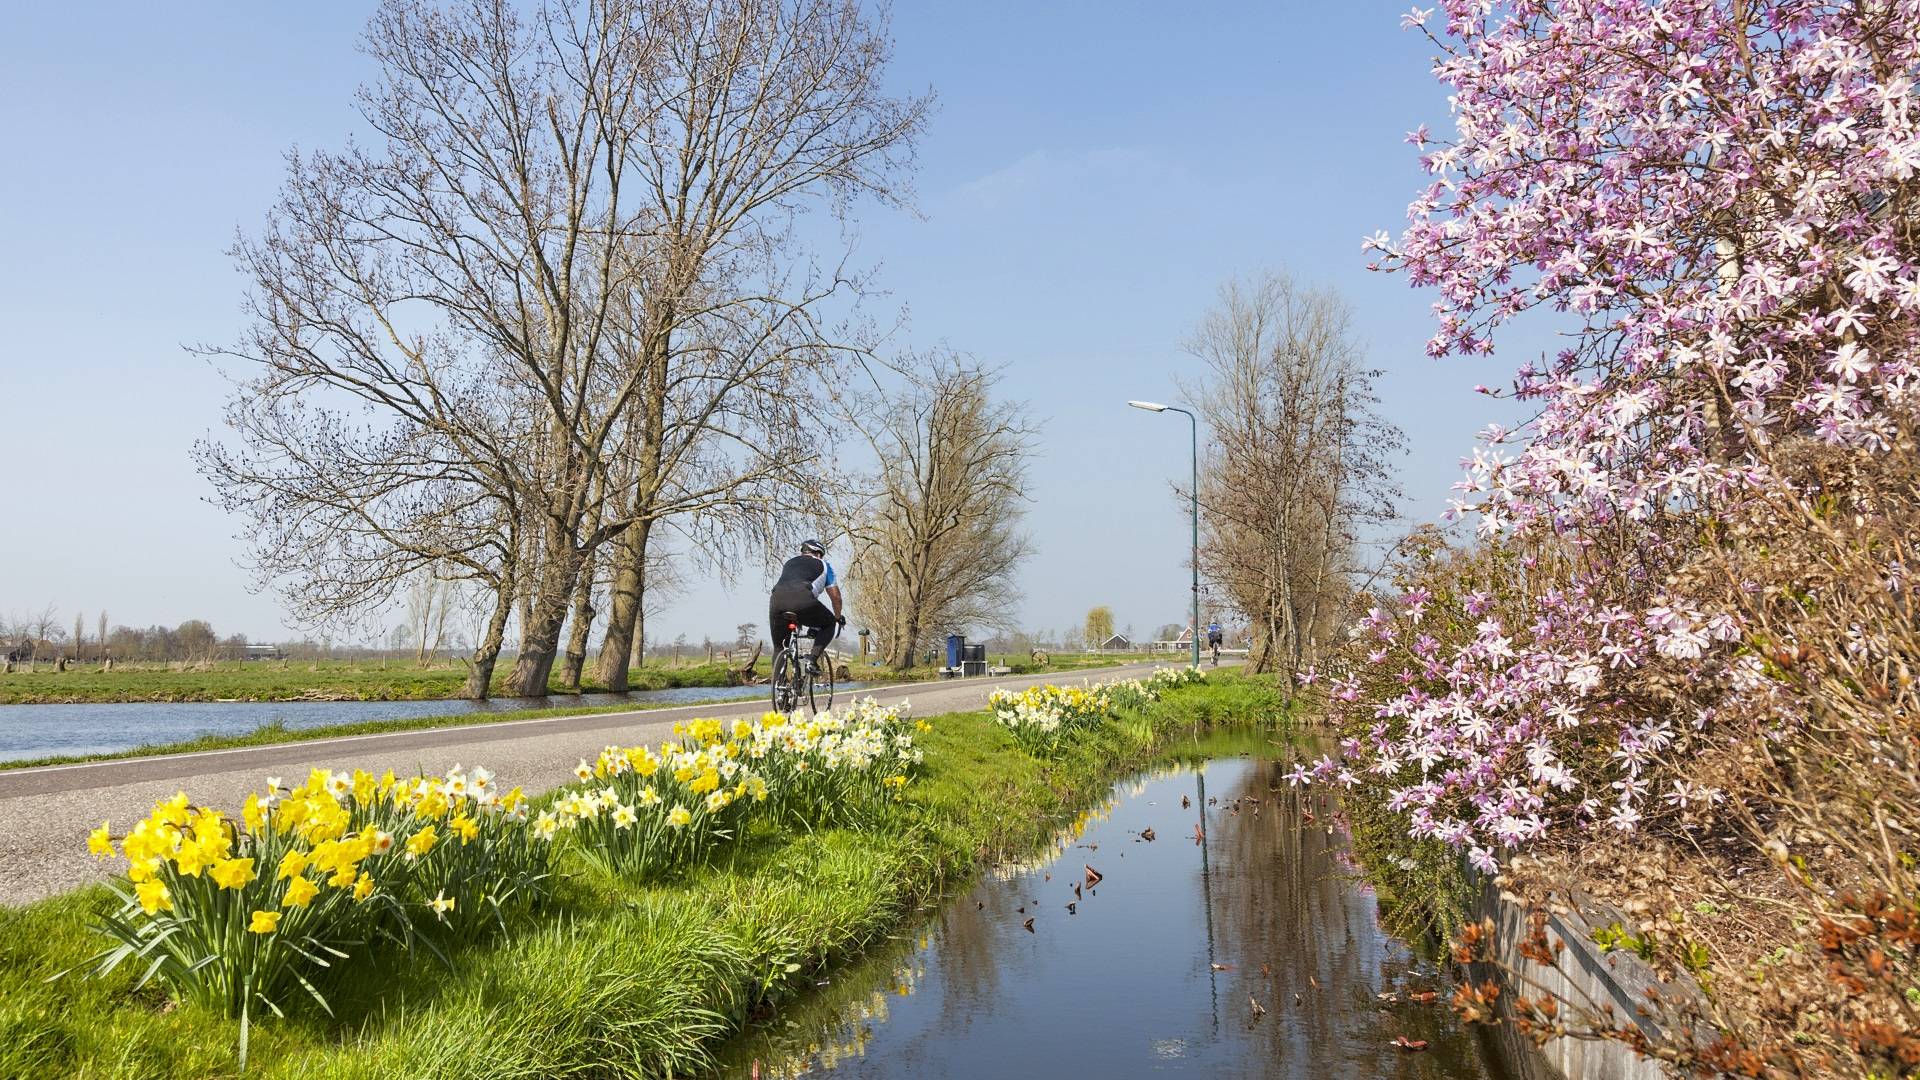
1208;636;1222;667
769;612;835;715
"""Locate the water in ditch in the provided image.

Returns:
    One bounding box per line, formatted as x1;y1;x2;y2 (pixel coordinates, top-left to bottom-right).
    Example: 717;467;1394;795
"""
721;755;1545;1079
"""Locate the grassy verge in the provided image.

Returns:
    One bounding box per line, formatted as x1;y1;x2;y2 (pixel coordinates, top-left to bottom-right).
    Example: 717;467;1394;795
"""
0;673;1287;1079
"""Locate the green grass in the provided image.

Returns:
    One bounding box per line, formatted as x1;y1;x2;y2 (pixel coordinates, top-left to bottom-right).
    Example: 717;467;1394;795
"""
0;659;745;706
0;673;1290;1079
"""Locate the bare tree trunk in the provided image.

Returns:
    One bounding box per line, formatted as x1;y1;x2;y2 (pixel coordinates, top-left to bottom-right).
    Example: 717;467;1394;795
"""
596;518;653;692
559;550;598;693
503;526;581;697
464;577;515;700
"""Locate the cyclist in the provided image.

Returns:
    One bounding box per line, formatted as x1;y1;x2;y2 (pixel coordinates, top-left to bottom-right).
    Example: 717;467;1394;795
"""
1206;621;1224;663
768;539;845;674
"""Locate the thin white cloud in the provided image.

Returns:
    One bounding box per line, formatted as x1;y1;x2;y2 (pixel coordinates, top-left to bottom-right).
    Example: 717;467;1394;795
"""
944;147;1189;210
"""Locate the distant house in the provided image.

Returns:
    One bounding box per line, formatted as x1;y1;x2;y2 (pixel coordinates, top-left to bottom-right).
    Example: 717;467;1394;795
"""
1098;633;1132;652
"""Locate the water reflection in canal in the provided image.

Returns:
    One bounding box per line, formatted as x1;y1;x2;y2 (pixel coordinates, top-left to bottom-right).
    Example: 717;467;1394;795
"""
724;757;1541;1079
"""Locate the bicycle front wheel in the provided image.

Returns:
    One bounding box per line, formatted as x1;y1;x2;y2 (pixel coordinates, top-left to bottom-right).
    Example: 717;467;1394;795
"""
809;653;834;713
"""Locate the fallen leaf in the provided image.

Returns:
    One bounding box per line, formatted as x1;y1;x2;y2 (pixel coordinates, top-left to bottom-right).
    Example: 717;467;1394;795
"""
1084;864;1104;889
1181;795;1191;809
1248;995;1266;1018
976;901;984;910
1022;917;1034;934
1193;823;1206;844
1408;991;1438;1004
1073;883;1082;899
1308;974;1319;989
1377;992;1399;1002
1260;963;1272;977
1391;1037;1429;1052
1210;963;1234;972
1140;827;1155;842
1017;906;1026;914
1066;902;1077;915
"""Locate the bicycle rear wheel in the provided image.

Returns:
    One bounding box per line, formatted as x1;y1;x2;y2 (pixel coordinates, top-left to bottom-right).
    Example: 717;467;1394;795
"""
771;647;797;713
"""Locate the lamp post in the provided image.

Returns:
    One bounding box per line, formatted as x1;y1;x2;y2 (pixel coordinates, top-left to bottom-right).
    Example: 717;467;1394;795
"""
1127;400;1200;669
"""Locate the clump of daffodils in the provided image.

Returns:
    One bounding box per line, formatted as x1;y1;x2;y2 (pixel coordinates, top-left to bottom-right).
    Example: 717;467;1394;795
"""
549;698;921;876
85;763;546;1024
990;667;1205;755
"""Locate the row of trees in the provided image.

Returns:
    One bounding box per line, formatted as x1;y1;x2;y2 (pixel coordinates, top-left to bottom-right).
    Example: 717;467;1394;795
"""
0;609;236;666
198;0;1038;695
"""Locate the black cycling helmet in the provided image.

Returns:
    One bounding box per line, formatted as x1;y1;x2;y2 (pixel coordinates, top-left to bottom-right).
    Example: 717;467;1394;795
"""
799;539;826;556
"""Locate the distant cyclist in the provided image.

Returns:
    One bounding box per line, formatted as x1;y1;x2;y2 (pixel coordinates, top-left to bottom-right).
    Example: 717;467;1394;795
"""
768;539;845;673
1206;621;1224;664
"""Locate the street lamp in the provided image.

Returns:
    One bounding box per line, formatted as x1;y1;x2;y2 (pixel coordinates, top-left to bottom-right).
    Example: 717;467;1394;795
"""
1127;400;1200;669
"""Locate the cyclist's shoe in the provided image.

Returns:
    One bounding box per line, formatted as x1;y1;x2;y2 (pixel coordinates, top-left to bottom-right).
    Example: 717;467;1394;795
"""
807;656;821;677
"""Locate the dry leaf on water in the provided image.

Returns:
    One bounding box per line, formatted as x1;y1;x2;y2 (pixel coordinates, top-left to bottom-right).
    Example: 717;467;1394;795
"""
1193;823;1206;844
1066;902;1077;915
1181;795;1191;809
1391;1037;1429;1052
1210;963;1234;972
1139;827;1155;842
1022;917;1035;934
1084;864;1103;889
1248;995;1266;1018
1407;991;1438;1004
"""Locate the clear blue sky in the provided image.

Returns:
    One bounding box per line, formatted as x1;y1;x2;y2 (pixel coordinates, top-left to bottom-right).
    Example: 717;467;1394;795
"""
0;2;1535;646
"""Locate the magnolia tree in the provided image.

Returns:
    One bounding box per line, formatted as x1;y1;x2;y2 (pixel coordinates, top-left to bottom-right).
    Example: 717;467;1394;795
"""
1303;0;1920;874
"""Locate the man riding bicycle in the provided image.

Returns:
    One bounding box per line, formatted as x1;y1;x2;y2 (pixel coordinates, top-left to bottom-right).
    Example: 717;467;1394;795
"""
1206;621;1224;659
768;539;844;674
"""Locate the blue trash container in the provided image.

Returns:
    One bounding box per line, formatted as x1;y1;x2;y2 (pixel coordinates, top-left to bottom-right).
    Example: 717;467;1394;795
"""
946;634;963;669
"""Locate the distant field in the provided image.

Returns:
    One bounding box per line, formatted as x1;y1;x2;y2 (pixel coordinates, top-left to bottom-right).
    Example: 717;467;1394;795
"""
0;651;1162;705
0;658;737;705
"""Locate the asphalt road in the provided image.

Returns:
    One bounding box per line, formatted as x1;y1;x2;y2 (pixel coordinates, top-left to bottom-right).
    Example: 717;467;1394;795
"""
0;660;1190;907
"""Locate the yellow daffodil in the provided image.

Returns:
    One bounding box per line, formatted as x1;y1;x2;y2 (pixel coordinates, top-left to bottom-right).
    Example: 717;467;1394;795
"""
404;826;438;858
328;862;359;889
428;891;455;916
666;806;692;828
638;786;661;807
154;792;191;829
277;849;309;881
88;822;114;859
352;770;375;806
450;814;478;844
243;792;267;831
135;878;172;915
173;838;212;878
209;857;257;890
247;910;280;934
282;875;319;909
352;872;375;902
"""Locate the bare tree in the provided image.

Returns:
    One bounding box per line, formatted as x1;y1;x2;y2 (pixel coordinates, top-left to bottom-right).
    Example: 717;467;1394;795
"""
96;611;107;663
847;355;1034;669
590;0;931;692
1186;271;1402;683
200;0;924;699
25;604;61;671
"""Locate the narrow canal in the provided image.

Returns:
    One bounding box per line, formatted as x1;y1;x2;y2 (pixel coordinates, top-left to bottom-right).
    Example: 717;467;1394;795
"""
723;756;1542;1079
0;683;872;762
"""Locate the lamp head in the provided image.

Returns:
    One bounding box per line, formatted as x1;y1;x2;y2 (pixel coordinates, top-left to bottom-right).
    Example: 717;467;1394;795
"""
1127;400;1168;412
